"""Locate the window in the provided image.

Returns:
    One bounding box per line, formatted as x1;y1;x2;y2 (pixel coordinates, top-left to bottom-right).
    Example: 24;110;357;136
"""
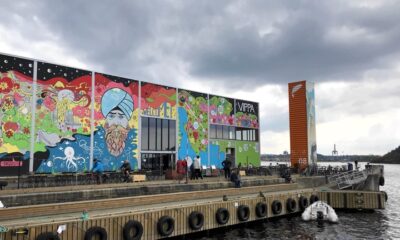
210;125;216;139
149;118;156;150
229;126;235;139
156;118;162;150
216;125;223;139
141;118;149;150
142;117;176;151
162;119;169;151
235;127;259;141
169;121;176;151
223;125;229;139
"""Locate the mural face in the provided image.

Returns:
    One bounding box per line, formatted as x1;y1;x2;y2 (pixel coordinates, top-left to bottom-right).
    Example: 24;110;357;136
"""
306;81;317;165
209;95;234;125
209;139;235;167
235;100;259;128
34;62;92;173
236;141;260;167
177;90;208;164
0;54;33;175
93;73;139;171
141;82;176;119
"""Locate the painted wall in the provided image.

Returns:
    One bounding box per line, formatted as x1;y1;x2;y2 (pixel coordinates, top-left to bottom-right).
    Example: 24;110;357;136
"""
235;99;259;128
177;90;208;166
306;81;317;165
0;53;261;175
209;139;235;167
34;62;92;173
0;54;33;175
93;73;139;171
209;95;234;125
140;82;176;119
236;141;260;167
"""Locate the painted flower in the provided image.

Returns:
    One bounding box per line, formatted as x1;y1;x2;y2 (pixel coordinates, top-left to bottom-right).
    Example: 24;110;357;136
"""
3;121;19;132
0;77;13;94
0;97;14;111
5;130;14;138
23;127;30;134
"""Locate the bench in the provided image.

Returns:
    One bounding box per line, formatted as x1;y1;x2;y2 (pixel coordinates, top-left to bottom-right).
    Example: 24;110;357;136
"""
131;174;146;182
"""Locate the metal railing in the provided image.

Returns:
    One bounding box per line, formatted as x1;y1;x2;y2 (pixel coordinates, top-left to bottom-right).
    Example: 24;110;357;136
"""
328;170;368;189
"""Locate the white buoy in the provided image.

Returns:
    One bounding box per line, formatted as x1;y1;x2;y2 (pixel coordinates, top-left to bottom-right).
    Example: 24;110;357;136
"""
301;201;338;223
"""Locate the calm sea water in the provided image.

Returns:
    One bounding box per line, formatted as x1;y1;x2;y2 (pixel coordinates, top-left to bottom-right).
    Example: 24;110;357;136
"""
193;163;399;240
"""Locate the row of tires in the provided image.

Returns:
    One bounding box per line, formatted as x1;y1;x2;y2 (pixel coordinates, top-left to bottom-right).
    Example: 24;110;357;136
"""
35;194;319;240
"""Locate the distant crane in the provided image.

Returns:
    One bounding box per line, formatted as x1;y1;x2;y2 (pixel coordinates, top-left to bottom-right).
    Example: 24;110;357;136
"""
332;144;338;156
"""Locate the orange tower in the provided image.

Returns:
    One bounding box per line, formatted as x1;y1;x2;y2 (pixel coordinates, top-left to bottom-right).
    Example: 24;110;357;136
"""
288;81;317;170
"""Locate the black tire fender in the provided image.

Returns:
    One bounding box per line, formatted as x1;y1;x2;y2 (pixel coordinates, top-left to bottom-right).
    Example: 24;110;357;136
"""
157;216;174;237
310;194;319;204
299;196;309;210
215;208;230;225
379;176;385;186
84;226;107;240
188;211;204;230
286;198;297;213
255;202;267;218
271;200;282;215
36;232;60;240
237;205;250;221
123;220;143;240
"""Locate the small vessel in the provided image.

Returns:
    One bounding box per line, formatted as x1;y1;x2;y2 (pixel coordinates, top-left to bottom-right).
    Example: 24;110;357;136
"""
301;201;338;223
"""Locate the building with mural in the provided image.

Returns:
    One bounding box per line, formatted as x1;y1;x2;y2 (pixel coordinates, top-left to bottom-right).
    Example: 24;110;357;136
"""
0;53;260;176
288;80;317;170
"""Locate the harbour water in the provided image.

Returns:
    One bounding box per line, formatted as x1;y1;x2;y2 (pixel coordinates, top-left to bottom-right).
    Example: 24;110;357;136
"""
194;163;398;240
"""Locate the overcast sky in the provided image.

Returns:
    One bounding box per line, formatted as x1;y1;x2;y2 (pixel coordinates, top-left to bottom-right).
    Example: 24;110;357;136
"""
1;0;399;155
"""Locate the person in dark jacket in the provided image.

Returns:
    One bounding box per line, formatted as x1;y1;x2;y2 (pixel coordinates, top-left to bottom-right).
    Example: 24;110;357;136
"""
222;158;232;179
120;160;132;182
92;159;105;184
230;170;241;188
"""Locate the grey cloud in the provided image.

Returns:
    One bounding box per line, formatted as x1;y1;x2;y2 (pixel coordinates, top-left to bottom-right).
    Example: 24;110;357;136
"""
2;0;400;88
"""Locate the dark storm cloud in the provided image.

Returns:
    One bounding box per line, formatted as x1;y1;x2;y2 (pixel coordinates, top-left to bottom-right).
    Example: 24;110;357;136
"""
1;0;400;88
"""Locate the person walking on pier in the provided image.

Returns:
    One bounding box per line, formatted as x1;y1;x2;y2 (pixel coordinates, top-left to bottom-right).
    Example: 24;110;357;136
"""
193;155;203;180
222;158;232;179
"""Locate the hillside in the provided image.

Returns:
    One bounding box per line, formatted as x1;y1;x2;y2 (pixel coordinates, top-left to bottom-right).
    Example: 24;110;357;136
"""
372;146;400;164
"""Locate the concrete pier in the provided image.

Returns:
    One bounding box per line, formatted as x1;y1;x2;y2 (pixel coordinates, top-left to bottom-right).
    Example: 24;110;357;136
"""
0;173;386;240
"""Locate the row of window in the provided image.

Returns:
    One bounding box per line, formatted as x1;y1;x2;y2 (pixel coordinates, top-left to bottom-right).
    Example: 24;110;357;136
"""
210;125;258;141
141;117;176;151
141;118;258;152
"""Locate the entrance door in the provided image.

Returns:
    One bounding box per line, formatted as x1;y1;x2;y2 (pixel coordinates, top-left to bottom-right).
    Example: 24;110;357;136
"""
226;148;235;167
141;153;176;174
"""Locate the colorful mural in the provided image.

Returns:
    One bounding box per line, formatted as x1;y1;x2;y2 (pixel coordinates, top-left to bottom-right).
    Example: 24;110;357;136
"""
141;82;176;119
34;62;92;173
209;95;234;125
0;54;33;175
209;139;235;167
235;99;259;128
177;90;208;165
93;73;139;171
236;141;260;167
306;81;317;165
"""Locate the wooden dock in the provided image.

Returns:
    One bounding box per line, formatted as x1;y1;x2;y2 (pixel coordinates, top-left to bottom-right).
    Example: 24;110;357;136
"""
0;183;385;240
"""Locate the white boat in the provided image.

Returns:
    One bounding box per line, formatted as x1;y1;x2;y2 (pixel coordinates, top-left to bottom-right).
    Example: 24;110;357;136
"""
301;201;338;223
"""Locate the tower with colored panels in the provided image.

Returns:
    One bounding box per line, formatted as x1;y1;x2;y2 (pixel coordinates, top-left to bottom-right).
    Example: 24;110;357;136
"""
288;80;317;170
